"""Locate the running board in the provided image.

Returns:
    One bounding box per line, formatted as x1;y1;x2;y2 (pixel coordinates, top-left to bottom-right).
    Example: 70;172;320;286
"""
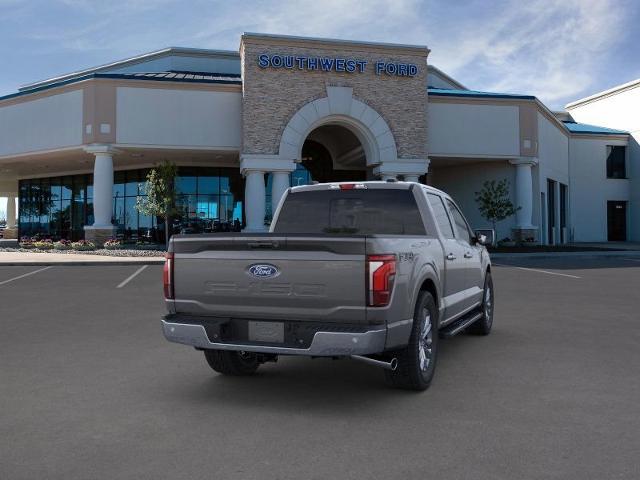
439;311;483;338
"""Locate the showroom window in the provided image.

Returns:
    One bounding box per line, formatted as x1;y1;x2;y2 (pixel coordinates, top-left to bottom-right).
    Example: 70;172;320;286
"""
606;146;626;179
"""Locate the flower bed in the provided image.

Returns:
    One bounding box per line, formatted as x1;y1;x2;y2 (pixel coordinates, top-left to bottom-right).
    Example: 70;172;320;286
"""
103;238;123;250
70;240;96;251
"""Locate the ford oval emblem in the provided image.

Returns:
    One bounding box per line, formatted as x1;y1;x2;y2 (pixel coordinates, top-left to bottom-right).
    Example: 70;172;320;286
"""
247;264;280;279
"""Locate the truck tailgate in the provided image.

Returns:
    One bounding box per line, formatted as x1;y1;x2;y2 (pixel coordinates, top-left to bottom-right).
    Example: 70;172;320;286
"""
172;235;367;323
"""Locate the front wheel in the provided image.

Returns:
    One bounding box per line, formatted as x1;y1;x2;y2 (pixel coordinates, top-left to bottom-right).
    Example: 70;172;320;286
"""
385;291;439;391
468;271;494;335
204;349;260;376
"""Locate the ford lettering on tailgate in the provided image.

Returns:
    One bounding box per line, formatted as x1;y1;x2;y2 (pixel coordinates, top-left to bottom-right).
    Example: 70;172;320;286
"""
247;264;280;279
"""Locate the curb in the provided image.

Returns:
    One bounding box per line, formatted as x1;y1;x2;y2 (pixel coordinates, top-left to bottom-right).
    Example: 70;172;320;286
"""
491;250;640;260
0;260;165;266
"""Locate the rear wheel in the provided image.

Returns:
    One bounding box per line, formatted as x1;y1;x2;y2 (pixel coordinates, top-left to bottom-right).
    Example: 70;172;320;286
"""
468;271;494;335
385;291;439;391
204;350;260;376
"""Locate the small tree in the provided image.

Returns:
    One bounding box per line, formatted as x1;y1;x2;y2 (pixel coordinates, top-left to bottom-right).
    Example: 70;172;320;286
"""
136;160;178;248
474;179;520;240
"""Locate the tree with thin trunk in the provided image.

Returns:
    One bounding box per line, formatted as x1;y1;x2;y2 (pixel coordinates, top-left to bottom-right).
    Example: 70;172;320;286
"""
474;179;520;241
136;160;178;248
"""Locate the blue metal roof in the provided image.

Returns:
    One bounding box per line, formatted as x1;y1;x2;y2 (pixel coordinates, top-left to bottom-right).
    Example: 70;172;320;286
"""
0;71;242;102
428;87;535;100
562;121;628;135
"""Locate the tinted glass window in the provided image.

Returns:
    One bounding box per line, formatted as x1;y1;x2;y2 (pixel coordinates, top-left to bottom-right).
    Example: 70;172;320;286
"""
274;188;425;235
446;199;473;243
606;146;626;179
427;193;454;239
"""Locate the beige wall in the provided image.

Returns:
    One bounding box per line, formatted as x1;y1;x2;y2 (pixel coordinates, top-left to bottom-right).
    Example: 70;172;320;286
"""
0;90;83;157
240;35;429;159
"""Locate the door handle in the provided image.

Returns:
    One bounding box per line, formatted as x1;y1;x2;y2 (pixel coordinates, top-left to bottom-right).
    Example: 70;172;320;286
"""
464;252;473;258
446;253;456;261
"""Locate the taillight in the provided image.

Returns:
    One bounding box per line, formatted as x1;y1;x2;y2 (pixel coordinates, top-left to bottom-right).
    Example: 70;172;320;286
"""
366;254;396;307
163;252;174;299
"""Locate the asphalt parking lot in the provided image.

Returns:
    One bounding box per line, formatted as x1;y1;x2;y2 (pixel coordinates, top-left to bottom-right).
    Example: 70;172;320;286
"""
1;257;640;479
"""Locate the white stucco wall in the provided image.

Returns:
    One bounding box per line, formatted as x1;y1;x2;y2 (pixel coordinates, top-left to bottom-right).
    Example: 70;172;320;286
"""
0;90;83;157
116;87;242;149
428;102;520;157
536;113;570;243
430;161;517;241
567;85;639;241
568;136;630;242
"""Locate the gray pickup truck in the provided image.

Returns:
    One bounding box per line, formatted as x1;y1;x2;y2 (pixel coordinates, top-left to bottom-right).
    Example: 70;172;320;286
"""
162;181;493;390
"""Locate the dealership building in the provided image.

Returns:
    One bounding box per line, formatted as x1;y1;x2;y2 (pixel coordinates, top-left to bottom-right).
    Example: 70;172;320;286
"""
0;33;637;244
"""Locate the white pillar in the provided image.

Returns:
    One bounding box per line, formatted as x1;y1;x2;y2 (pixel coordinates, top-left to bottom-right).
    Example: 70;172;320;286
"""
271;171;290;214
244;170;266;232
404;174;420;183
509;158;538;229
6;195;16;229
91;151;115;227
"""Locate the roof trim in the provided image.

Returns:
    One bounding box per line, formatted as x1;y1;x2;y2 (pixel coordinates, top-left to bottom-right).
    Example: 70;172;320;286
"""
241;32;430;55
562;121;628;135
1;72;242;103
565;78;640;109
19;47;240;92
428;88;535;100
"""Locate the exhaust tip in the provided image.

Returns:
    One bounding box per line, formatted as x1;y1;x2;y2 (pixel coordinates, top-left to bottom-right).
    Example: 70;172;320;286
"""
389;358;398;371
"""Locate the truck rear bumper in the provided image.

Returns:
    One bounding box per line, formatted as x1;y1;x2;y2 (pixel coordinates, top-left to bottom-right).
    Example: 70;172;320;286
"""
161;319;387;356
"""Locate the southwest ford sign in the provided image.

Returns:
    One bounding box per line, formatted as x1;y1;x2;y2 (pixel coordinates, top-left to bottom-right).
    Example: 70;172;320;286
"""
257;54;418;77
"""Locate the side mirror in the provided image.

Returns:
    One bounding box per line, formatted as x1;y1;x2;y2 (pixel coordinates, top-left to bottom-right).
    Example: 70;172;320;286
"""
474;229;494;246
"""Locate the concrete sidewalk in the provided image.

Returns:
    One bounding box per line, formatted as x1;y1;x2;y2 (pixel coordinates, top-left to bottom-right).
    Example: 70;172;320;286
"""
0;251;165;266
491;249;640;260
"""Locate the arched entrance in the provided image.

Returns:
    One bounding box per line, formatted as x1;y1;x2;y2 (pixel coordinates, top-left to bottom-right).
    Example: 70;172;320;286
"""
300;124;368;183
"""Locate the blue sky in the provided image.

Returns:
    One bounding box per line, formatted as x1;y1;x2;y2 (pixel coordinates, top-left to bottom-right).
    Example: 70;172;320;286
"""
1;0;639;109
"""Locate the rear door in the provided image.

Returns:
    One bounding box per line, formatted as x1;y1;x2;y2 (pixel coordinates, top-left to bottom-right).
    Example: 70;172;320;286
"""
426;193;468;321
445;198;483;307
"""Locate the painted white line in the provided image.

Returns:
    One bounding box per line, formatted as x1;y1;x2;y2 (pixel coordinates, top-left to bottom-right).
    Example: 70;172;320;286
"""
493;263;581;279
116;265;148;289
0;266;53;286
624;258;640;263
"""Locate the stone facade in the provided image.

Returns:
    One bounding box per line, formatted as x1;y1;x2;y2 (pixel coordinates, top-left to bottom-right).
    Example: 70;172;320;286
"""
240;34;429;161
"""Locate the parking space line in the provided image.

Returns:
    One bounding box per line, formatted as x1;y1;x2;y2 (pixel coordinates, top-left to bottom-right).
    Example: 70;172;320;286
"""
0;266;53;286
493;264;581;279
116;265;149;289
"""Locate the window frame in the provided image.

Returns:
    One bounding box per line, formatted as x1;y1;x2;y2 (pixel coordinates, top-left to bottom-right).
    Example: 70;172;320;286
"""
426;192;455;240
606;145;627;179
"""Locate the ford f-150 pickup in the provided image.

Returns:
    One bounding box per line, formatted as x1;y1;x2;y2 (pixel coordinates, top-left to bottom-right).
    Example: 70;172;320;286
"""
162;181;493;390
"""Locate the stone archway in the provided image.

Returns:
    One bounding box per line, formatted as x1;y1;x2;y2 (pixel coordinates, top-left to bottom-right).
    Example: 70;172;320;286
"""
278;86;398;168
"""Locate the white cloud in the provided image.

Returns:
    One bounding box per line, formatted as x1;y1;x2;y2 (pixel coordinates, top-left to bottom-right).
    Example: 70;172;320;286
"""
4;0;635;108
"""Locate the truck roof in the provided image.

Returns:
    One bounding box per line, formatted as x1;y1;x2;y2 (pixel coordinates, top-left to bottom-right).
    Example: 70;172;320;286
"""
289;180;450;198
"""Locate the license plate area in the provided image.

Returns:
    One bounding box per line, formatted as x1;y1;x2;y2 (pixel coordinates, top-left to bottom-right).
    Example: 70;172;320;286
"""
248;321;284;343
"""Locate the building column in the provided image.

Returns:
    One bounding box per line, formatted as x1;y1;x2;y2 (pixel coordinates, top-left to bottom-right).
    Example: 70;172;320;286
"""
84;145;117;245
243;170;266;232
241;154;296;232
509;157;538;241
373;158;429;183
6;195;16;229
2;194;18;240
271;171;290;215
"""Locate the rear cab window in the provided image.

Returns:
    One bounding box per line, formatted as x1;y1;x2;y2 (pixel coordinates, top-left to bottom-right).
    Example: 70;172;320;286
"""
273;188;426;235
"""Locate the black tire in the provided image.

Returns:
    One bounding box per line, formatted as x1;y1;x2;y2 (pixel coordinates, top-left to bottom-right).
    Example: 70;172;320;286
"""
203;349;260;376
385;291;439;391
468;271;494;335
